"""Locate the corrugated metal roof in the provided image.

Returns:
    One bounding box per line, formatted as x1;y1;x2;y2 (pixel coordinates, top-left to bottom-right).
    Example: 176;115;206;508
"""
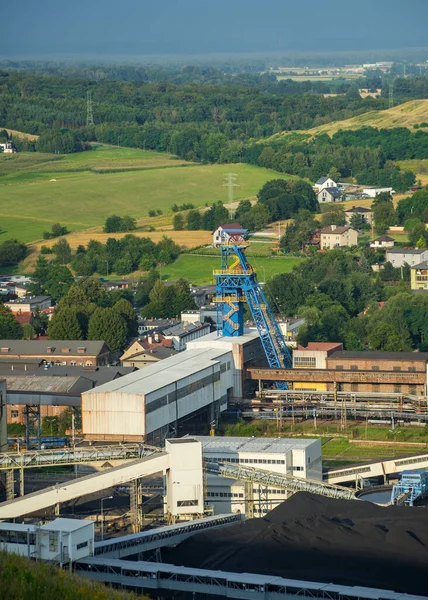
5;375;83;393
83;347;231;397
194;436;316;453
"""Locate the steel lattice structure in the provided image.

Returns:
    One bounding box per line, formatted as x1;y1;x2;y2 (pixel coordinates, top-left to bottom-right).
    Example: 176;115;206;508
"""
214;233;291;389
205;460;357;501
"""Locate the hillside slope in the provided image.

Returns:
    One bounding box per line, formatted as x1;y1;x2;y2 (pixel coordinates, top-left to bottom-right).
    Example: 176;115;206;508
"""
293;99;428;138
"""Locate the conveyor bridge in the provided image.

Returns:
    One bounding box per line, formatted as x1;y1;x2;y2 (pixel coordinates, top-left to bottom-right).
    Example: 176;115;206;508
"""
205;460;356;501
324;453;428;485
75;557;428;600
94;513;244;558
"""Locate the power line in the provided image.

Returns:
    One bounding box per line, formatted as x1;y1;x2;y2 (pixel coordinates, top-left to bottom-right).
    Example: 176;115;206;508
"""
222;173;240;219
86;90;94;127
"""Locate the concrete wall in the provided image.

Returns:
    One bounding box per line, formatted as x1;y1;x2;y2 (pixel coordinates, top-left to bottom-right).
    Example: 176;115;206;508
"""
165;439;204;517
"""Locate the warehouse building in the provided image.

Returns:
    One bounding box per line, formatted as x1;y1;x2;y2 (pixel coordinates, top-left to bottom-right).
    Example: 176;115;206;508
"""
82;330;264;444
197;436;322;517
0;379;6;452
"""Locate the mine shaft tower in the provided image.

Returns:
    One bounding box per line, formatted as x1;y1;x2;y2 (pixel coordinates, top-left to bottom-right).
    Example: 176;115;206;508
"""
214;229;291;389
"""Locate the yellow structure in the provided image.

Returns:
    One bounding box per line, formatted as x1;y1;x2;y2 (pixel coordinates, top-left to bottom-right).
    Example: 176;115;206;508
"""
411;261;428;291
292;382;328;391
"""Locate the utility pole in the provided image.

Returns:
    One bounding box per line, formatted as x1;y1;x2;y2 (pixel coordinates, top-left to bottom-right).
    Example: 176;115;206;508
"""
389;78;394;108
222;173;240;218
86;90;94;127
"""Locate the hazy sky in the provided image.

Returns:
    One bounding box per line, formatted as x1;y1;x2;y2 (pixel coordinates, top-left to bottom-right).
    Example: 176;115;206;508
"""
3;0;428;57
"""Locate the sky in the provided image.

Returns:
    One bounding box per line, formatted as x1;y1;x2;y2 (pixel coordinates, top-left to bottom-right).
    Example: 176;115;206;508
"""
2;0;428;58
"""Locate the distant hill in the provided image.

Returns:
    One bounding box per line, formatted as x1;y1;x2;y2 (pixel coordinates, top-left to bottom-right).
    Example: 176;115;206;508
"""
2;127;39;141
291;99;428;138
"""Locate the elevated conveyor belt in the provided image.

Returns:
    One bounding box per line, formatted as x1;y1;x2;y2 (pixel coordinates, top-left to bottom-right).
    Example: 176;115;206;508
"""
206;460;357;500
0;452;169;519
95;513;244;558
324;452;428;485
0;444;160;470
75;557;428;600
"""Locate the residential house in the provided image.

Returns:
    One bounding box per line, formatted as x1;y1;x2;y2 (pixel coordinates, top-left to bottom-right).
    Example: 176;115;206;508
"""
370;235;395;249
386;248;428;268
189;284;216;307
320;225;358;249
317;187;342;203
410;261;428;291
0;143;15;154
344;206;373;225
120;335;176;368
314;177;337;191
137;318;178;335
162;321;211;352
0;340;110;367
212;223;246;247
4;296;52;314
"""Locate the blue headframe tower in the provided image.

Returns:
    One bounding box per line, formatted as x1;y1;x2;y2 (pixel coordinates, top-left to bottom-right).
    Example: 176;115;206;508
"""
214;229;292;390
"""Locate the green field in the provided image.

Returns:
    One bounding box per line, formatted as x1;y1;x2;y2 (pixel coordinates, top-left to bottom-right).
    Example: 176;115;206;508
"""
161;254;302;284
0;145;293;244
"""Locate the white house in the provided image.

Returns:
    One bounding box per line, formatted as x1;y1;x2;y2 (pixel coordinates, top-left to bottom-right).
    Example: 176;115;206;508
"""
317;186;342;203
213;223;246;247
320;225;358;249
386;248;428;268
370;235;395;249
0;143;15;154
314;176;337;191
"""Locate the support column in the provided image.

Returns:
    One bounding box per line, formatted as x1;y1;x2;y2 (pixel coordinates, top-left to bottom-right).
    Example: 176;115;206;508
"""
245;481;254;519
5;469;14;501
19;468;24;497
130;479;142;533
55;502;60;517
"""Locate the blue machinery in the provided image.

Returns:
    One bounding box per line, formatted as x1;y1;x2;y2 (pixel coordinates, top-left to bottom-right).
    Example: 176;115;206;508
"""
214;231;292;389
390;470;428;506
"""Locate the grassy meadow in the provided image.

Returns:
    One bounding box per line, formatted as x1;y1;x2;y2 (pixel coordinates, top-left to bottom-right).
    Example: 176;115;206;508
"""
0;145;293;244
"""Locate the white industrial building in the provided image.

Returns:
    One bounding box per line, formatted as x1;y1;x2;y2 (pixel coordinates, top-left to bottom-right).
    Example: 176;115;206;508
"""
197;436;322;517
82;330;264;445
0;518;94;565
0;378;6;452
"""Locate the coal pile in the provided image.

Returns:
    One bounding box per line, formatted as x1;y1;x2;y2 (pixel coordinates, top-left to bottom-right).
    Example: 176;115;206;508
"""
163;493;428;595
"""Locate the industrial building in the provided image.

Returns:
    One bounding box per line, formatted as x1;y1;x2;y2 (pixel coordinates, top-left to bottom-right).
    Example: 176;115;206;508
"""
0;378;6;452
250;348;428;396
198;436;322;516
82;329;264;444
0;518;94;564
0;340;110;367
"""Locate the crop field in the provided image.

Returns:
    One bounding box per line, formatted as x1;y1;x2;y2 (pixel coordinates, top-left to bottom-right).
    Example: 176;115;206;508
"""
273;99;428;139
161;254;303;285
0;145;293;244
396;158;428;186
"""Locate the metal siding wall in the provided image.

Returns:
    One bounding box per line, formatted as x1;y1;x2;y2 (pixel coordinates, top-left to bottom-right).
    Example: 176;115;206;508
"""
0;381;6;452
82;391;145;437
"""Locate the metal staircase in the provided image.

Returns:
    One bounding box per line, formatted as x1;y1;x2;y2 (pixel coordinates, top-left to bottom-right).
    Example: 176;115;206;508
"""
214;234;291;389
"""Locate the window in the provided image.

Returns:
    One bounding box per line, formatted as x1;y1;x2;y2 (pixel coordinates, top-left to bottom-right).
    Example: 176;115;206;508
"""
49;533;58;553
11;410;19;418
294;466;304;471
350;365;358;371
351;384;358;392
371;366;379;371
409;385;417;395
394;385;401;393
294;356;316;368
335;365;344;370
77;541;88;550
408;367;417;372
393;366;401;372
372;384;380;393
177;499;198;507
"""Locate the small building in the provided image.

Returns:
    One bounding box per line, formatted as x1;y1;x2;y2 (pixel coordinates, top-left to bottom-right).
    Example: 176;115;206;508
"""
0;142;16;154
138;318;178;335
344;206;373;225
162;321;211;352
363;187;394;198
278;317;305;348
0;378;6;452
370;235;395;249
317;186;342;203
189;284;216;307
0;518;94;563
320;225;358;249
411;261;428;291
197;436;322;517
314;176;337;191
0;340;110;367
293;342;343;370
120;336;177;368
386;248;428;268
213;223;246;248
4;296;52;314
